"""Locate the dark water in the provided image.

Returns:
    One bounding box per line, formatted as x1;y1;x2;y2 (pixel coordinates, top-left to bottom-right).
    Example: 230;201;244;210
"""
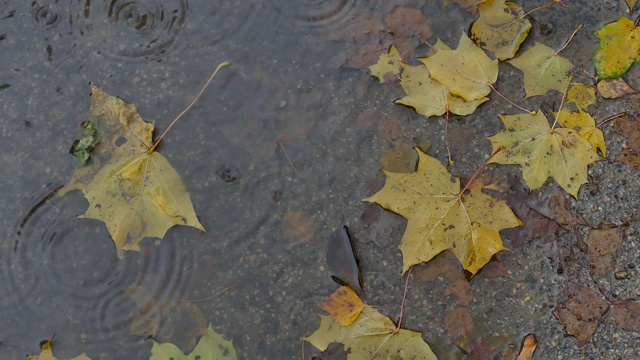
0;0;634;359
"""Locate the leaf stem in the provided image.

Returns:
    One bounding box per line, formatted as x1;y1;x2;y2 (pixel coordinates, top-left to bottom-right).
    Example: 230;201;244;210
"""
148;61;230;154
489;84;533;114
554;25;582;56
396;267;412;332
597;112;626;128
550;75;573;129
184;284;236;303
459;147;503;196
522;0;566;18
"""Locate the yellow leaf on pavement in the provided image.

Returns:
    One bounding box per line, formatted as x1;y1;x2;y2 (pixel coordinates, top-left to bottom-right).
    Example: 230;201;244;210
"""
305;305;437;360
369;45;403;83
364;148;522;274
593;17;640;80
554;109;606;156
508;42;573;98
470;0;532;60
489;111;599;197
567;83;597;111
421;32;499;102
320;286;365;326
61;84;205;257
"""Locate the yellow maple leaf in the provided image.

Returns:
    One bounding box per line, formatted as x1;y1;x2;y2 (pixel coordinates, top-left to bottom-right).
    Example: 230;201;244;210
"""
470;0;532;60
395;62;488;117
592;17;640;80
369;45;403;83
567;83;597;111
150;323;237;360
27;339;91;360
421;32;499;102
364;148;522;274
508;42;573;98
320;286;365;326
305;305;437;359
554;109;606;156
61;84;205;257
488;111;600;198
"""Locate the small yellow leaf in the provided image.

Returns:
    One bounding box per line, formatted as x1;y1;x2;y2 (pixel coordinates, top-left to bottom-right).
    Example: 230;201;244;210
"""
421;32;499;101
593;17;640;80
27;339;91;360
470;0;532;60
320;286;365;326
567;83;597;111
489;111;600;197
150;323;237;360
554;109;606;156
508;42;573;98
364;148;522;274
369;45;403;83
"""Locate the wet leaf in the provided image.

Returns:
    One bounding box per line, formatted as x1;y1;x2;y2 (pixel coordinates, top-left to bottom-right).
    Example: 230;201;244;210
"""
613;116;640;170
443;0;488;14
364;148;522;274
444;307;474;343
305;304;437;359
327;226;363;295
508;42;573;98
613;300;640;332
585;227;623;277
593;17;640;80
60;85;204;257
369;45;403;83
282;211;317;244
470;0;532;60
444;279;472;306
516;334;537;360
548;193;587;226
396;62;488;117
567;83;597;110
488;111;599;197
597;78;637;99
150;323;237;360
27;339;91;360
421;33;499;102
554;284;608;346
384;7;432;44
320;286;365;326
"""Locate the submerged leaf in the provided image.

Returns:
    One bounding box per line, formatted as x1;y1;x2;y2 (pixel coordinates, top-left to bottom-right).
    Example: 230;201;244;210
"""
470;0;532;60
150;324;237;360
27;339;91;360
61;85;204;257
364;148;522;274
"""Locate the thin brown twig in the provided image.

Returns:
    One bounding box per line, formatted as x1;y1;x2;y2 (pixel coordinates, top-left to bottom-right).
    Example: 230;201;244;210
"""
489;84;533;114
277;140;300;177
184;284;236;303
459;147;503;196
396;267;413;332
522;0;566;18
597;112;627;128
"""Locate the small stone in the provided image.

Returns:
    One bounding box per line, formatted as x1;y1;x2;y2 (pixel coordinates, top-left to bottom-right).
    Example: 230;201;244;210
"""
279;100;287;108
614;270;631;280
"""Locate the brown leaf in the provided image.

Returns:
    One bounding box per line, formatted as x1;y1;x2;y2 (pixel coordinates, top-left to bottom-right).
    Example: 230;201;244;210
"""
585;227;623;277
444;279;473;306
613;117;640;170
597;78;637;99
413;251;466;283
445;307;474;343
516;334;537;360
548;193;587;226
356;204;405;247
282;211;316;244
384;7;432;43
554;284;608;346
613;300;640;332
478;254;509;278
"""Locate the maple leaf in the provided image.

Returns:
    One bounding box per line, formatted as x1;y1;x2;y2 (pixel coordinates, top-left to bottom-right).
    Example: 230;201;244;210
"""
150;323;237;360
597;78;637;99
27;338;91;360
508;42;573;98
554;109;606;156
320;286;365;326
60;84;204;257
592;17;640;80
369;45;403;83
305;305;437;359
470;0;532;60
364;148;522;274
488;111;599;197
396;62;488;117
421;32;499;102
567;83;597;110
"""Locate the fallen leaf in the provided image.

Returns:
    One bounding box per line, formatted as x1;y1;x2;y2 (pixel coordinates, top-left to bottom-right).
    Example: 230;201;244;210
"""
444;279;473;306
555;109;607;156
27;340;91;360
508;42;573;98
364;148;522;274
422;33;499;102
613;116;640;170
369;45;403;83
305;305;437;359
356;203;406;247
150;323;237;360
613;300;640;332
593;17;640;80
444;307;474;343
443;0;488;14
60;84;204;257
320;286;365;326
597;78;637;99
554;284;608;346
627;0;639;12
516;334;537;360
548;193;587;226
379;142;418;173
395;62;488;117
567;83;597;110
585;227;623;277
488;111;600;197
413;251;466;283
470;0;532;60
384;7;432;44
327;226;363;295
282;211;316;244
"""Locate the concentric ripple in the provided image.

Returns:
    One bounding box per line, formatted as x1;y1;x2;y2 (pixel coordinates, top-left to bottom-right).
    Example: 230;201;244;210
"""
267;0;380;35
32;1;61;27
0;183;197;349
